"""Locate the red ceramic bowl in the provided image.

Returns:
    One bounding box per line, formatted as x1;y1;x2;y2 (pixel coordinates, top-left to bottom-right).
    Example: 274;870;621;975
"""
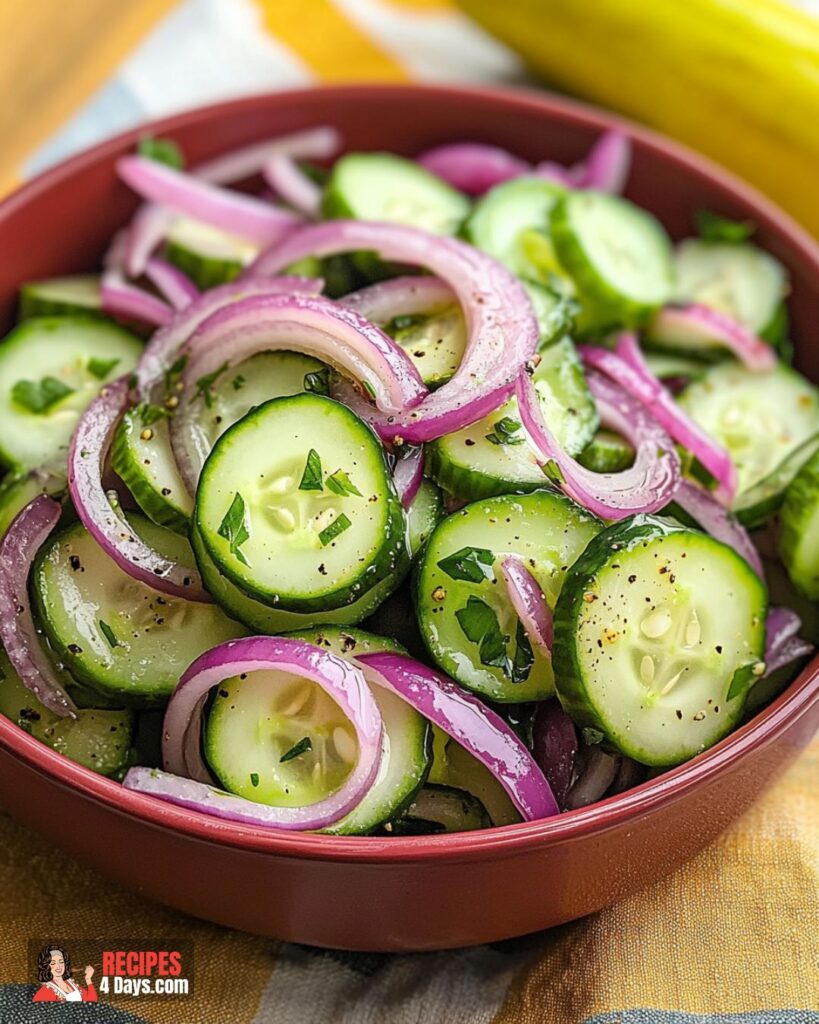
0;84;817;952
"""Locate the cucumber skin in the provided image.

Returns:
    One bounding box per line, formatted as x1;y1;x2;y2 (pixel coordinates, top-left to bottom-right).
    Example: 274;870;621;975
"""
576;432;634;473
550;192;673;327
19;289;105;322
552;515;767;766
165;237;242;290
734;434;819;530
780;449;819;600
424;443;546;502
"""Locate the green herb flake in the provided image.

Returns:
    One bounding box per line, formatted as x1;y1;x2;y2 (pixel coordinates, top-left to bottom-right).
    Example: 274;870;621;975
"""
437;546;495;584
138;403;169;427
511;620;534;684
164;354;188;391
582;727;605;746
299;449;324;491
696;209;755;244
388;313;424;333
87;356;121;380
11;376;75;415
218;492;251;566
99;619;119;649
193;361;229;408
137;136;184;170
485;416;525;446
249;772;260;788
303;370;330;395
318;513;352;547
326;469;362;497
455;596;512;676
727;662;759;702
541;459;565;485
280;736;312;763
231;374;246;392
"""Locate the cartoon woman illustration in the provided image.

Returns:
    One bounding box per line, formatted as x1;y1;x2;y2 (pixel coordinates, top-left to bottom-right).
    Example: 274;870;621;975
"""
32;945;97;1002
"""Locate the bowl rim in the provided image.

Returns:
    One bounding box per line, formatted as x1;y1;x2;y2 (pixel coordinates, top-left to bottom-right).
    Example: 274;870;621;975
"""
1;81;817;865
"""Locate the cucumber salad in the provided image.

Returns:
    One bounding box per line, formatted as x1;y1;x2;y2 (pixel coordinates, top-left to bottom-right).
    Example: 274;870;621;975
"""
0;125;815;835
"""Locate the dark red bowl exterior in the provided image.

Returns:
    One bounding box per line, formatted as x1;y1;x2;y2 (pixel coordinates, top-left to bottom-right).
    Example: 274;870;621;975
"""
0;85;817;952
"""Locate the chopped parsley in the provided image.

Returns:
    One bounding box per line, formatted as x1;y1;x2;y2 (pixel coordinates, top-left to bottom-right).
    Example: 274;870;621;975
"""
232;374;246;391
325;469;362;497
727;662;758;702
541;459;565;485
11;376;74;414
299;449;324;491
137;402;169;427
280;736;312;763
193;361;229;408
318;513;351;547
455;596;512;676
87;356;121;380
511;621;534;684
485;416;525;446
696;209;755;244
303;370;330;395
249;772;260;788
98;619;120;649
437;546;495;584
218;492;251;566
164;354;188;391
137;136;184;170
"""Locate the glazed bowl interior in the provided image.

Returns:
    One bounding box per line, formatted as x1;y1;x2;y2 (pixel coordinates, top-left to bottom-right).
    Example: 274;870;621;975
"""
1;83;817;868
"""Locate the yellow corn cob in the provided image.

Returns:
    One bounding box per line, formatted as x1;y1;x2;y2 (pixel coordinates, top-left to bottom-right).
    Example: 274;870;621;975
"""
458;0;819;235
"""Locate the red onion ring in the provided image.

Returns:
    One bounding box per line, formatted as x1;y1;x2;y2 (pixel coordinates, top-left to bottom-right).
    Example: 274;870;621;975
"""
0;497;77;719
575;129;632;193
416;143;531;195
144;256;199;310
117;156;304;247
68;377;210;601
124;203;172;277
135;636;383;830
516;368;681;520
342;276;456;323
581;335;738;504
355;651;558;820
194;126;342;185
764;607;814;676
101;269;172;327
564;747;620;810
531;699;577;809
392;446;424;509
535;161;582;188
673;478;764;579
649;303;776;371
500;555;553;657
248;220;540;443
263;155;322;218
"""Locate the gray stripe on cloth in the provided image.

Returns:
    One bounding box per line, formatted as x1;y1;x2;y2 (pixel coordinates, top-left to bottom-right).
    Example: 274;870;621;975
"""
0;984;150;1024
585;1012;819;1023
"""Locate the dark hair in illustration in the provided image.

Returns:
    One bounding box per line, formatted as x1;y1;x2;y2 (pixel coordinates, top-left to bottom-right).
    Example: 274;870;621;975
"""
37;945;73;983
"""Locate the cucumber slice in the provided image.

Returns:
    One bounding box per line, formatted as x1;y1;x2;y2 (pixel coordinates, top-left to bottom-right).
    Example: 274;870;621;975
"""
323;153;470;237
0;649;135;777
407;478;443;557
425;337;598;500
550;191;674;326
112;407;193;533
0;463;66;540
389;305;465;389
19;275;103;320
577;429;634;473
388;784;490;835
642;351;710;382
672;239;788;336
0;317;142;470
677;362;819;518
32;515;245;707
780;448;819;600
195;394;408;613
553;515;767;767
463;176;566;282
427;726;519;826
286;626;431;835
165;216;258;289
732;433;819;529
416;490;601;701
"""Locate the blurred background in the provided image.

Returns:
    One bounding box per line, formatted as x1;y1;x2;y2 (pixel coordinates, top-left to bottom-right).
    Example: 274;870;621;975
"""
4;0;819;232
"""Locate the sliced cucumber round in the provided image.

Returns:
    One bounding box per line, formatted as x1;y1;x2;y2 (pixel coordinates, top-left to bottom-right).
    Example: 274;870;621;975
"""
780;448;819;600
677;362;819;518
32;516;245;707
19;275;103;320
389;305;465;389
387;784;490;835
427;725;520;826
165;215;258;289
0;317;142;470
407;478;444;558
195;394;408;613
732;434;819;529
0;463;66;540
642;350;710;382
286;626;431;835
550;191;674;326
416;490;601;701
0;649;135;777
577;429;635;473
553;515;767;767
425;337;598;500
323;152;470;237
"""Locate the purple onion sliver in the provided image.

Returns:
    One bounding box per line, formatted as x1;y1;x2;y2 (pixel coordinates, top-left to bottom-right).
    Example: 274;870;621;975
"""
355;651;558;820
393;446;424;509
575;130;632;193
501;556;553;656
764;606;814;676
125;203;172;277
194;126;342;185
650;303;776;372
0;497;77;719
673;479;764;579
263;154;322;217
342;276;456;324
417;143;531;195
144;257;199;310
531;700;577;809
564;747;620;810
101;270;173;327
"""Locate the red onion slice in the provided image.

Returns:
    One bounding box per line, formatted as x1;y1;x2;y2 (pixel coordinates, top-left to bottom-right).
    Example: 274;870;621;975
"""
138;636;383;830
0;497;77;719
392;446;424;509
144;257;199;310
355;651;558;820
101;269;173;327
516;369;681;520
117;156;304;247
500;555;553;657
416;143;531;195
564;747;620;810
194;126;342;185
673;479;764;578
248;220;540;442
649;303;776;371
535;161;582;188
574;129;632;193
581;335;738;504
263;155;322;218
68;377;210;601
124;203;172;277
531;699;577;809
342;276;456;324
764;607;814;676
